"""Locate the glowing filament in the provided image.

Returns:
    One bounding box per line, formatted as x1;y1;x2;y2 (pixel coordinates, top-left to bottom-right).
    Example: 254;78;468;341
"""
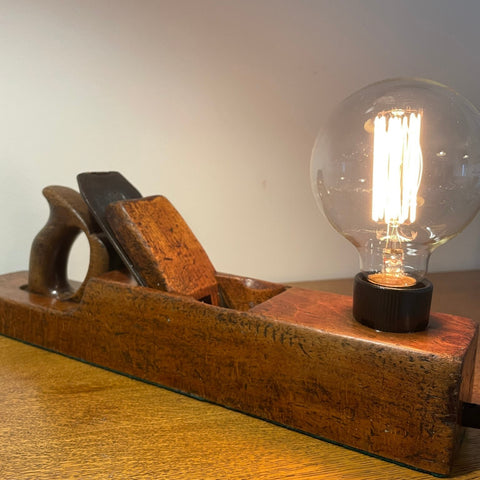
369;110;423;287
371;110;423;225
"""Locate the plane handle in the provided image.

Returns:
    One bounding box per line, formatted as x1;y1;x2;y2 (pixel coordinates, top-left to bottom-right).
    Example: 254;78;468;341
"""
28;185;110;301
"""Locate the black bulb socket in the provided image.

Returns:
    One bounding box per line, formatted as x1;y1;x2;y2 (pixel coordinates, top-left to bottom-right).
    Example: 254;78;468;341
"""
353;273;433;333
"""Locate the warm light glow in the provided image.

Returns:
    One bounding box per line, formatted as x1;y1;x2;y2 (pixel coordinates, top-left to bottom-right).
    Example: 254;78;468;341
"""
372;110;423;224
369;109;423;287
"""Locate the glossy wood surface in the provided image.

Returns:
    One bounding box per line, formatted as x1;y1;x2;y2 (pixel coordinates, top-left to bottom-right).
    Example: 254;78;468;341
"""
0;270;479;479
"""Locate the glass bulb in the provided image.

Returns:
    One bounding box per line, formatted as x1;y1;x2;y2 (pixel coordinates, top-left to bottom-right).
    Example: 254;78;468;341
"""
311;78;480;288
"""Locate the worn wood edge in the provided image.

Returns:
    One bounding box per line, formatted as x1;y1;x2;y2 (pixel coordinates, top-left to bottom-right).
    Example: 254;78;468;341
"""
215;272;286;310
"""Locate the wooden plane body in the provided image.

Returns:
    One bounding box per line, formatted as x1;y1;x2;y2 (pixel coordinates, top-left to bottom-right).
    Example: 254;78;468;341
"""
0;268;476;477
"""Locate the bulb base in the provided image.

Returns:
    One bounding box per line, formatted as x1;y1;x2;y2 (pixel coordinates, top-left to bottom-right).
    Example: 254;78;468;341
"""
353;273;433;333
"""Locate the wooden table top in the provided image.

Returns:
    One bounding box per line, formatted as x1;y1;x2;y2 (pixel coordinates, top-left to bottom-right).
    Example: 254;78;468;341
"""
0;271;479;479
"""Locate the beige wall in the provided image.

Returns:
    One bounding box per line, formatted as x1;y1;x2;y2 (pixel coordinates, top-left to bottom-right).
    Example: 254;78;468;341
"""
2;0;480;283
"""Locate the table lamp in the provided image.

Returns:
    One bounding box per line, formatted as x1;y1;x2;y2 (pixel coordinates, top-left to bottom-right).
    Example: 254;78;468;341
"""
0;81;478;477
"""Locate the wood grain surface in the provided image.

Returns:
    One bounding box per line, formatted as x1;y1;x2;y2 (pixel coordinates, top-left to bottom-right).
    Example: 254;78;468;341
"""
294;270;480;405
106;195;219;304
0;271;479;479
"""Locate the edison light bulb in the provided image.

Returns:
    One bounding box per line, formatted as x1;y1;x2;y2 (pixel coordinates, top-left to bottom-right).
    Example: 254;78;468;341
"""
311;78;480;332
